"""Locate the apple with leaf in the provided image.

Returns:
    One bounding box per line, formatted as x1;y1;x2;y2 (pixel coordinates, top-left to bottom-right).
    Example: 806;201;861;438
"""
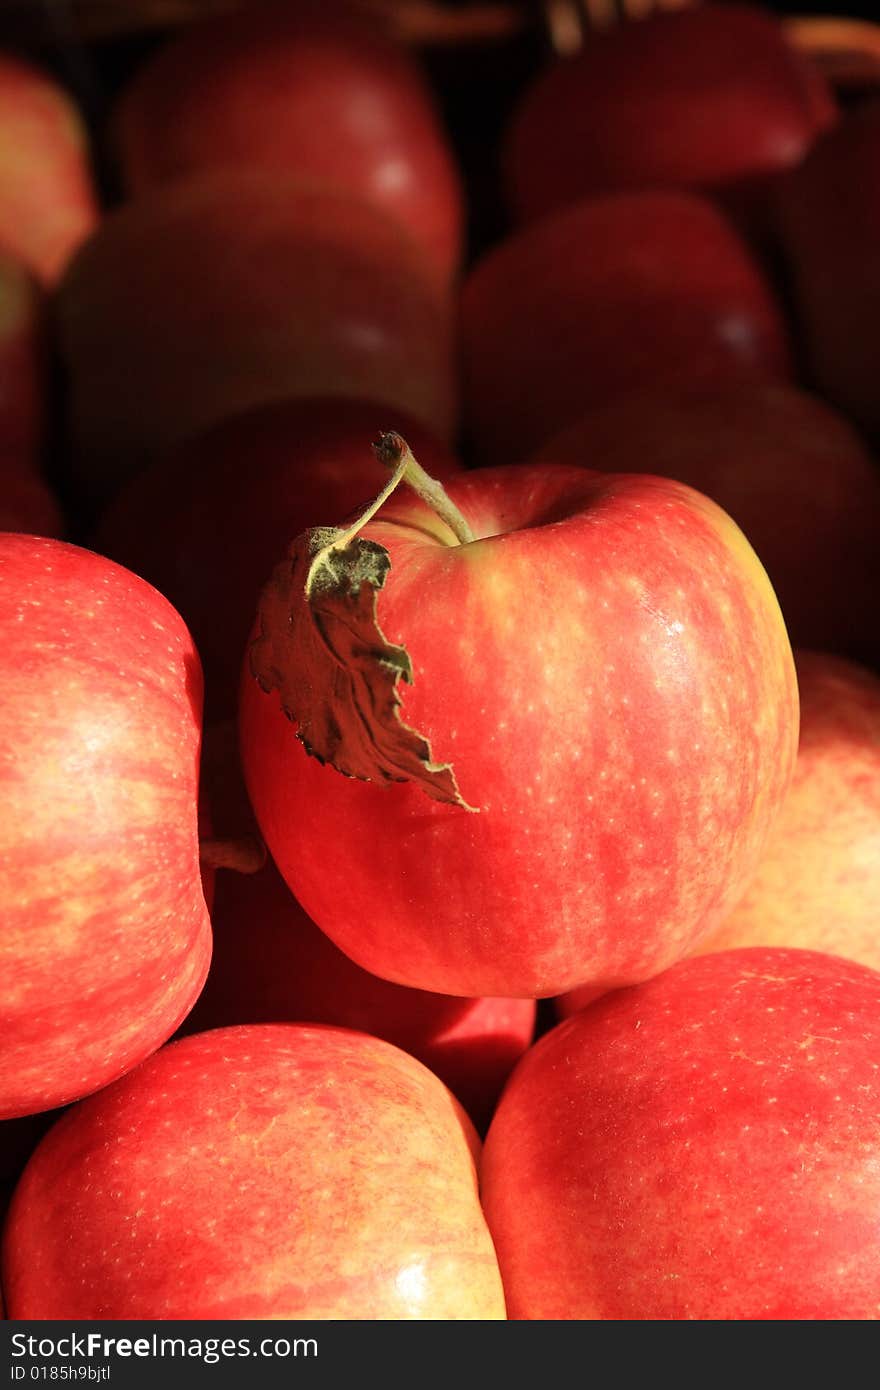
239;433;798;999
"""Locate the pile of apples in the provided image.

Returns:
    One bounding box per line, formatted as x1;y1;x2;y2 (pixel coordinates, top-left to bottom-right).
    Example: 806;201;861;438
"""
2;0;880;1321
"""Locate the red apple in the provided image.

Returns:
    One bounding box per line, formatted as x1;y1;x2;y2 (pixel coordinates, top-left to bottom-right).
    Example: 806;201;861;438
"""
185;721;535;1132
112;0;464;285
460;191;794;465
692;652;880;970
530;381;880;665
0;54;98;285
504;4;835;236
58;172;457;500
773;98;880;441
483;947;880;1319
93;397;461;720
1;1024;507;1319
238;448;798;999
0;535;211;1119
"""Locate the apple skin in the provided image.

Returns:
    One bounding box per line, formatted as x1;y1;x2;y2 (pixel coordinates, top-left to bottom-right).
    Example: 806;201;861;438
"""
0;54;98;285
690;652;880;970
0;535;211;1120
460;191;794;465
503;4;834;236
530;381;880;666
184;721;535;1133
93;397;460;721
239;462;798;999
58;172;457;500
112;0;463;285
1;1024;507;1319
772;99;880;442
483;947;880;1320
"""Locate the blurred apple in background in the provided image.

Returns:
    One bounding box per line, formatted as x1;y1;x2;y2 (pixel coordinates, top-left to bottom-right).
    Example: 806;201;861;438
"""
0;535;211;1120
112;0;464;286
0;250;63;535
531;381;880;666
0;252;45;478
0;1114;56;1189
93;397;461;720
2;1025;507;1319
460;191;794;464
485;948;880;1319
503;3;835;241
0;53;99;286
773;98;880;443
57;173;458;502
186;721;535;1133
692;652;880;968
0;471;64;537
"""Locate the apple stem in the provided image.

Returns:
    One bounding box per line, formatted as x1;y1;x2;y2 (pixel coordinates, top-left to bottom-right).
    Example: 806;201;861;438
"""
305;432;475;599
199;834;267;875
373;431;476;546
